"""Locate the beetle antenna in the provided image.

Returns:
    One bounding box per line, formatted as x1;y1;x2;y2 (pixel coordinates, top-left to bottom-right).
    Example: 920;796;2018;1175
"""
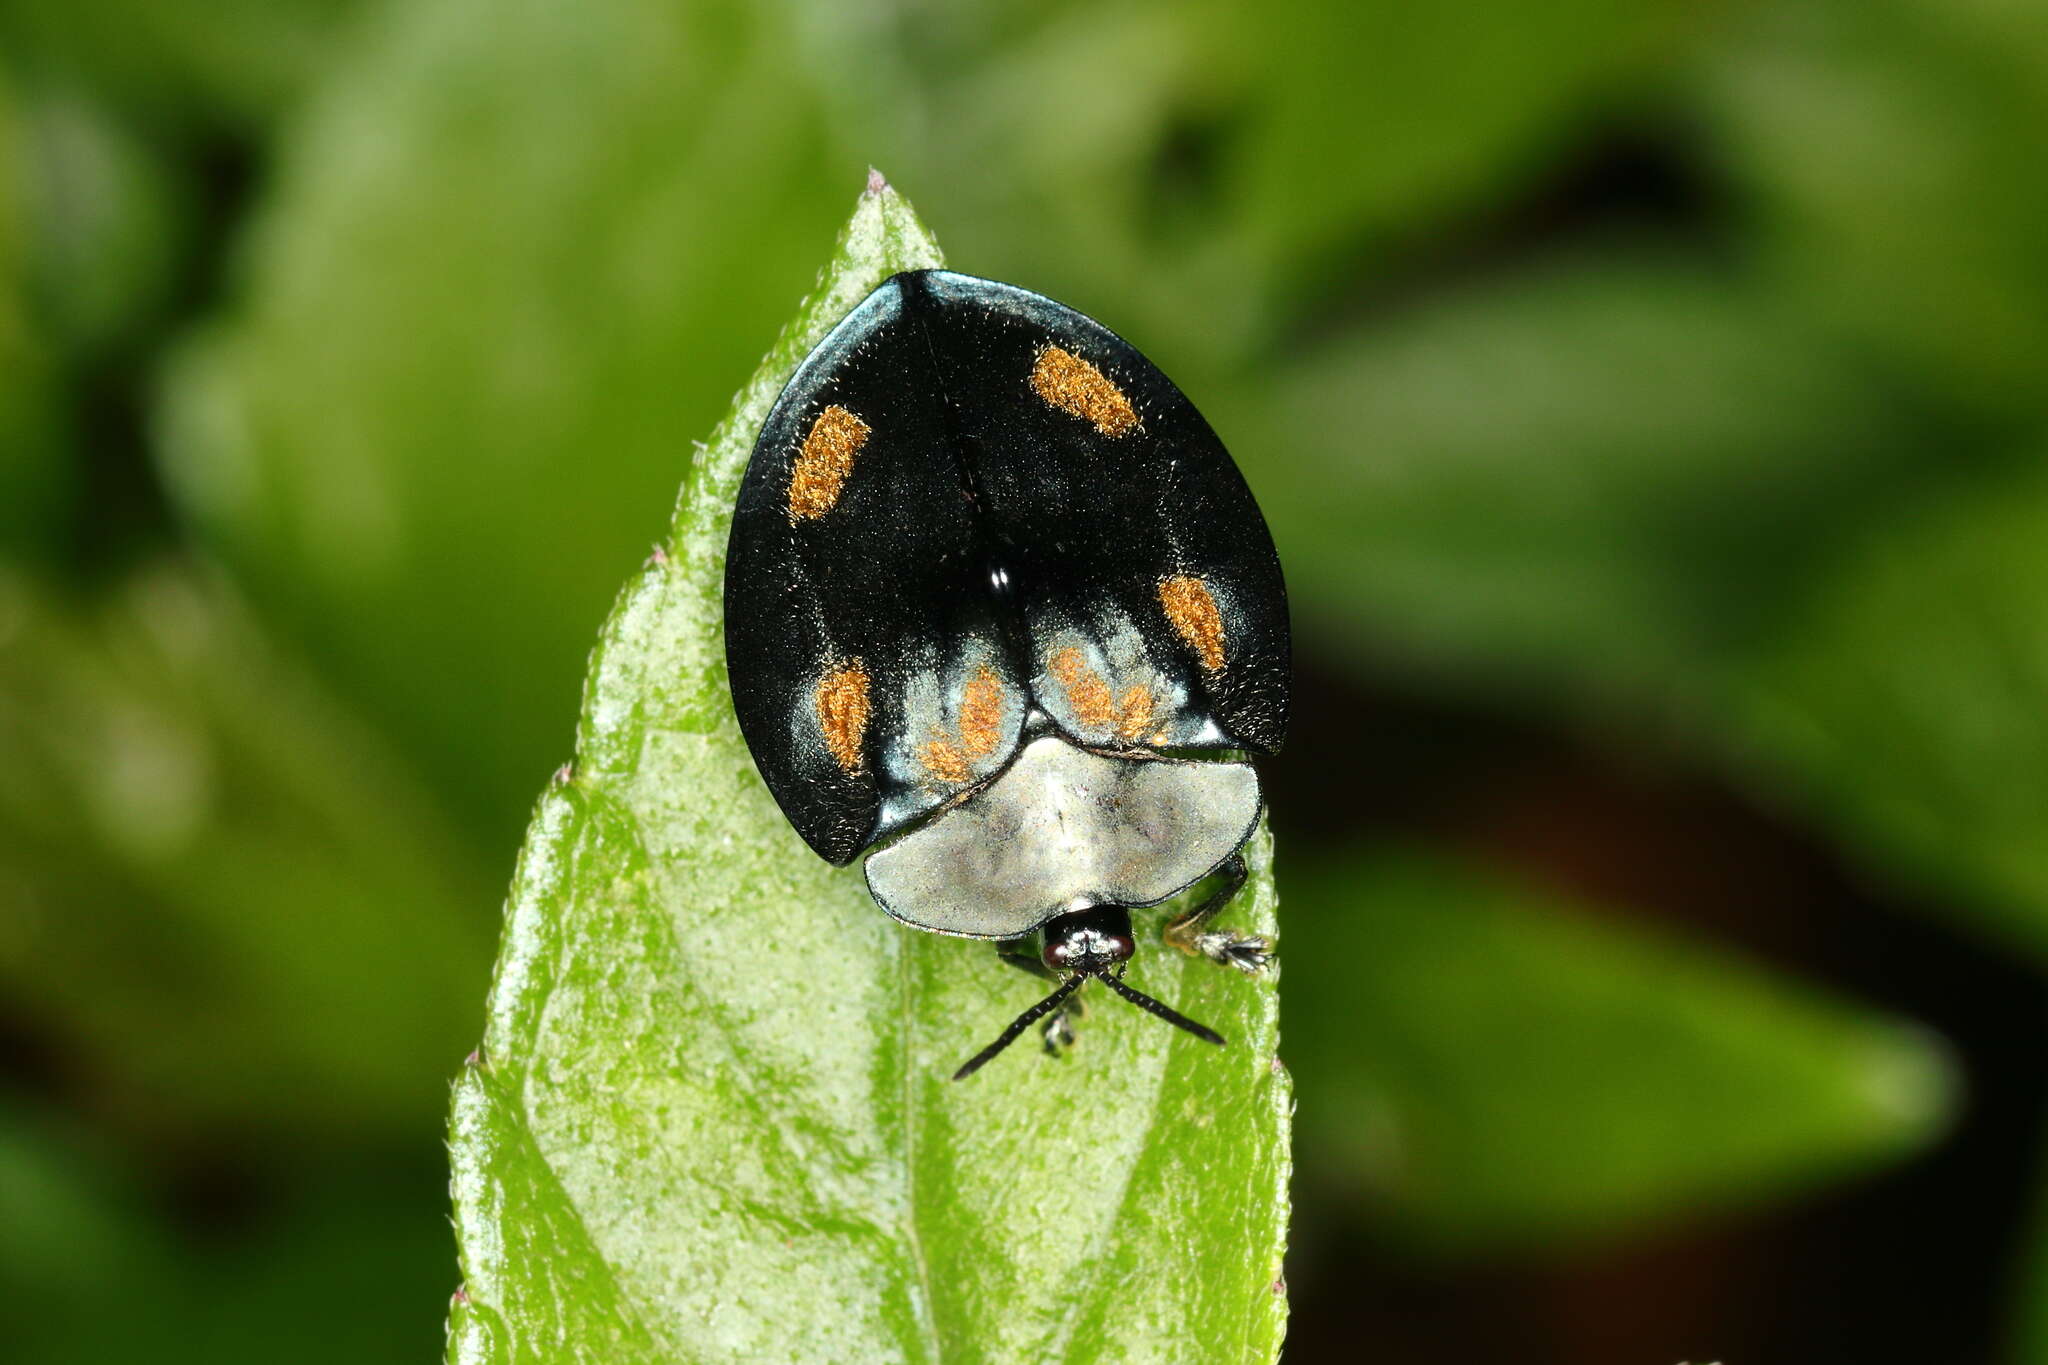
1098;970;1226;1047
952;973;1088;1081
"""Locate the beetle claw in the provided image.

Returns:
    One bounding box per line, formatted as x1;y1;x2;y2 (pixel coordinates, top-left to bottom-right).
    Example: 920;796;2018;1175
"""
1040;998;1082;1054
1194;930;1273;975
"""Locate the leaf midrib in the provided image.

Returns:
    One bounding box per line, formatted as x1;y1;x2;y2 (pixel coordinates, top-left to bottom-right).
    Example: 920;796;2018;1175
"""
898;934;944;1365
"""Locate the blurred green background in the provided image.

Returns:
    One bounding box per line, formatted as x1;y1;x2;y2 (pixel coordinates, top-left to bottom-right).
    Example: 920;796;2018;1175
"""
3;0;2046;1359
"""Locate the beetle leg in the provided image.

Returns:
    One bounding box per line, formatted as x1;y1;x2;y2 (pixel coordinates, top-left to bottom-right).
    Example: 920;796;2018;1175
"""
1041;995;1084;1054
997;946;1054;981
1163;854;1273;974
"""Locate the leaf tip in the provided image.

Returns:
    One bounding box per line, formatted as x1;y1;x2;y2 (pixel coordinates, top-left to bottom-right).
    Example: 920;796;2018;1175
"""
864;166;890;197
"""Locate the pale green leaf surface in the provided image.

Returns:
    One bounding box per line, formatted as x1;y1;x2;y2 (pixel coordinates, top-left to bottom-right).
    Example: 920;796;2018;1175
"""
1284;850;1951;1251
448;184;1290;1365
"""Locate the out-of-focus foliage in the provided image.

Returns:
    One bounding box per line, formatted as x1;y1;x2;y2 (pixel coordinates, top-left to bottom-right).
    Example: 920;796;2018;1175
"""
0;563;492;1137
0;0;359;128
9;83;184;358
161;0;863;840
1731;459;2048;959
3;0;2046;1356
1699;0;2048;422
0;1098;449;1365
1228;254;1933;716
0;75;68;557
1286;852;1947;1250
787;0;1693;358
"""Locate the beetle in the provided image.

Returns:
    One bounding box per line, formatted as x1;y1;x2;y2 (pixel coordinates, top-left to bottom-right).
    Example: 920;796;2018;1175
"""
723;268;1289;1079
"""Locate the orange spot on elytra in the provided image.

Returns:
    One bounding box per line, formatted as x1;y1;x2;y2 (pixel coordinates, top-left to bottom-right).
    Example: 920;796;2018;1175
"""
788;405;869;521
814;662;870;773
1158;575;1225;671
1113;684;1155;741
956;667;1005;760
1050;647;1156;741
1030;346;1139;438
920;665;1008;786
919;739;971;785
1051;646;1116;730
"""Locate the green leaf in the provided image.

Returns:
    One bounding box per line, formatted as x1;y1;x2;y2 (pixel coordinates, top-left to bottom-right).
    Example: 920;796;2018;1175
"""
1727;458;2048;958
1284;849;1951;1251
447;183;1290;1364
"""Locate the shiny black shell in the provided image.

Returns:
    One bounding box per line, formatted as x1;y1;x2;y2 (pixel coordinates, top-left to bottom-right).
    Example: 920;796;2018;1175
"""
723;269;1288;866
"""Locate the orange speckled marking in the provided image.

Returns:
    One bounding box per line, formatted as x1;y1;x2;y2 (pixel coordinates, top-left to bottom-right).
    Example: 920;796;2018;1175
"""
1158;575;1225;671
920;666;1009;785
788;405;870;521
956;667;1006;759
919;739;972;785
1050;647;1157;740
814;661;870;773
1030;346;1138;438
1113;684;1155;741
1051;646;1116;730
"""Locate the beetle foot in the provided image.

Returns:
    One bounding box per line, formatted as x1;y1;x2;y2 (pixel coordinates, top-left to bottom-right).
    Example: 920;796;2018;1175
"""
1040;1009;1077;1055
1039;994;1085;1055
1191;930;1273;975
